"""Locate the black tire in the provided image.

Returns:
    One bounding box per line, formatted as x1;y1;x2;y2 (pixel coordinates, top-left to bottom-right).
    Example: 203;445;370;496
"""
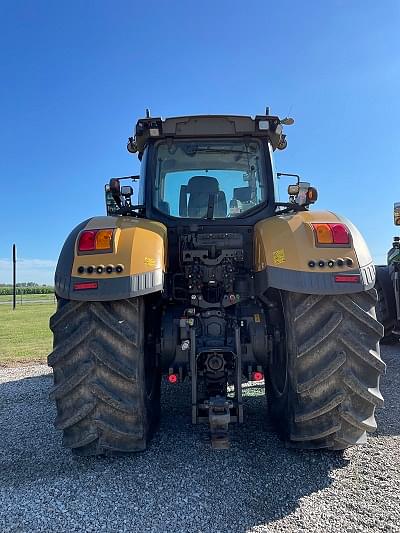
267;289;385;450
375;266;398;344
48;297;161;455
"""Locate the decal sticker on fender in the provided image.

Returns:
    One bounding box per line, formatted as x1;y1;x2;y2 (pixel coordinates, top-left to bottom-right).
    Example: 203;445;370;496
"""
144;256;157;267
273;248;286;265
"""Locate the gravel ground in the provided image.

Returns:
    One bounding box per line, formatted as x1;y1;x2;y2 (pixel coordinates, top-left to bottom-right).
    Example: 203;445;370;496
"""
0;345;399;533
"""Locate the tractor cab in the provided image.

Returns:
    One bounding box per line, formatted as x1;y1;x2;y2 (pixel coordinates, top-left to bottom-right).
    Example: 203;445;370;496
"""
106;113;317;221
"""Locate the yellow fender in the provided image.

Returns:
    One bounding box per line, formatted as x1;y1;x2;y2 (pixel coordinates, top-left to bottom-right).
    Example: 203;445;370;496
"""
55;216;167;301
254;211;375;294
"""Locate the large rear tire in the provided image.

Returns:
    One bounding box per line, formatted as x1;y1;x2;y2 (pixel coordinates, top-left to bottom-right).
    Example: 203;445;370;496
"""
375;266;398;344
48;297;160;455
267;289;385;450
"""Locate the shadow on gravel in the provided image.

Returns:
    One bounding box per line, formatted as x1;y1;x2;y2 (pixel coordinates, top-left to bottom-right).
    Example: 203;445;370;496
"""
0;344;398;533
374;344;400;437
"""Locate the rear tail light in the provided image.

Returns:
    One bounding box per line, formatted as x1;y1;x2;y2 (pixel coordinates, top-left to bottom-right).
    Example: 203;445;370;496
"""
78;229;114;253
251;371;264;382
312;223;350;246
168;373;179;384
78;231;97;251
330;224;350;244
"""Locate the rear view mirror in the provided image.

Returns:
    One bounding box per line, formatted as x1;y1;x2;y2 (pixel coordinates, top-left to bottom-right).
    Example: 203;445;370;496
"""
109;178;122;207
105;184;120;216
277;172;318;210
105;176;142;216
121;185;133;197
109;178;120;194
394;202;400;226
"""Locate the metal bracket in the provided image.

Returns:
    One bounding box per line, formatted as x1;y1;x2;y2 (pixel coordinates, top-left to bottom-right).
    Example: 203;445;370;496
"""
190;322;244;449
206;396;232;449
234;325;244;423
190;326;198;424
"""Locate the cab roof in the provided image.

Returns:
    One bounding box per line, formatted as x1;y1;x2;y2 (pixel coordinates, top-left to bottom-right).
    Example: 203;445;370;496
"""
127;114;290;156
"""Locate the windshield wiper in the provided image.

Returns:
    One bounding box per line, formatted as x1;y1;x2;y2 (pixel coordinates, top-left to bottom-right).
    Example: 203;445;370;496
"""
182;145;253;156
191;148;251;154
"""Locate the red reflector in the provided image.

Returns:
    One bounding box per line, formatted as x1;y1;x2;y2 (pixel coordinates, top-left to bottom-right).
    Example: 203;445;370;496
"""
78;230;97;251
334;275;360;283
331;224;350;245
168;374;178;384
74;281;98;290
251;371;264;382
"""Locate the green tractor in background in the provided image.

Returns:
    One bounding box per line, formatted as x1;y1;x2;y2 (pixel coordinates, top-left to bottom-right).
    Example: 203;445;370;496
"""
375;203;400;343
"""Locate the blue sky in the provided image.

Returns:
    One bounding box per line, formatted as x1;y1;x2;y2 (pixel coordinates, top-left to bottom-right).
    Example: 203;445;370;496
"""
0;1;399;284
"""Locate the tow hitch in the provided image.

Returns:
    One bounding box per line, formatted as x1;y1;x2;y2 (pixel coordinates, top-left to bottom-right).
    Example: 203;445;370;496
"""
206;396;232;449
189;324;244;449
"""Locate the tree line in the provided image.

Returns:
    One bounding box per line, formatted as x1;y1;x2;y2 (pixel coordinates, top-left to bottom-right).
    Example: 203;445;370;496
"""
0;286;54;295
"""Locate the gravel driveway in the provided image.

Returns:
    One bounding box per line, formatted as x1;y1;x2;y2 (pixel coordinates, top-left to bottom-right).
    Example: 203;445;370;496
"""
0;345;399;533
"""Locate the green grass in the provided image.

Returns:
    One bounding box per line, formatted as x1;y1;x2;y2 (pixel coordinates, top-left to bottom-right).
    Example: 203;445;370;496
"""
0;293;55;303
0;303;56;365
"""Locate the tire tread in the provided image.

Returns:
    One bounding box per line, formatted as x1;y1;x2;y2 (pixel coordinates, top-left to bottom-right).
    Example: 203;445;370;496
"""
268;288;385;450
48;297;156;455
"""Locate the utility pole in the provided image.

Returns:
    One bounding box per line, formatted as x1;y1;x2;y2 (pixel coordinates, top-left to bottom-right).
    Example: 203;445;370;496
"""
12;244;16;310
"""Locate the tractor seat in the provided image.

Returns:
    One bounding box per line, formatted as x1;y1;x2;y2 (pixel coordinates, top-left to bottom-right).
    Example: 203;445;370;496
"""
179;176;227;218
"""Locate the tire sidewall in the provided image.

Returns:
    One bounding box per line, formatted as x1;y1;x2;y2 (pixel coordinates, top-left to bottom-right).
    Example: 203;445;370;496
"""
137;297;161;437
266;291;296;441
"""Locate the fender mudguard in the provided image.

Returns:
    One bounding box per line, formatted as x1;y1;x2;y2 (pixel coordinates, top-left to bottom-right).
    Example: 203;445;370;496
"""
55;216;167;301
254;211;375;295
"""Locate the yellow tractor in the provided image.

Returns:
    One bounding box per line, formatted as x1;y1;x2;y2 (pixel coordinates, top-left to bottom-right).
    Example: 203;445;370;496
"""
48;111;385;454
